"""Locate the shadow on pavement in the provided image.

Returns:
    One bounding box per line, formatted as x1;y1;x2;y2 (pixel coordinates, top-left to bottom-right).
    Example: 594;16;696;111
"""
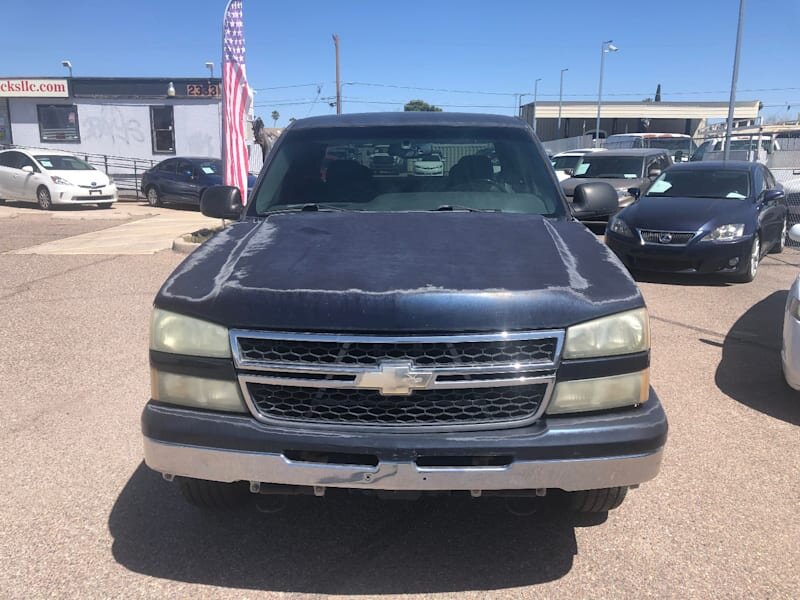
715;290;799;425
110;463;593;594
633;271;733;287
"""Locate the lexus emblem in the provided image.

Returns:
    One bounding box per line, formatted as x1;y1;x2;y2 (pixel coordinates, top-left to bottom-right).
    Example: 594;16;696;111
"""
356;360;435;395
658;233;673;244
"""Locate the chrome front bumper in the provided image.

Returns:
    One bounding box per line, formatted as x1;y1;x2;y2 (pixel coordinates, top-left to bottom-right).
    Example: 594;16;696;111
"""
143;436;664;492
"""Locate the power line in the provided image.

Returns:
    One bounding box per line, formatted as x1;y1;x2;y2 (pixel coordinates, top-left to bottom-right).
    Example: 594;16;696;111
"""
251;82;323;91
251;80;800;100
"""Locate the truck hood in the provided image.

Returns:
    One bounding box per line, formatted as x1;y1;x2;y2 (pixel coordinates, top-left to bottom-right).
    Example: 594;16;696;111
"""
155;212;642;332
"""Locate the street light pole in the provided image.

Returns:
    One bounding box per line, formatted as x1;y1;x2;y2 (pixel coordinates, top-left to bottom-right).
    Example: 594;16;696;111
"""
532;78;542;134
332;33;342;115
595;40;618;147
558;68;568;136
724;0;746;161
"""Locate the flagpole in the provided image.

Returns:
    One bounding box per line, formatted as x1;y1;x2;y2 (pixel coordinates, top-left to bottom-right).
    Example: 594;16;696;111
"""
221;0;233;175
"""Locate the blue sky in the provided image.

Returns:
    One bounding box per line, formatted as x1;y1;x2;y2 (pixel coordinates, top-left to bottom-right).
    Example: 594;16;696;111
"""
2;0;799;124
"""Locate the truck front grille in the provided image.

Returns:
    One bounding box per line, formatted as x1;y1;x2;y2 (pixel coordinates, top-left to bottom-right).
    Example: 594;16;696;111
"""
231;329;564;432
236;336;558;367
246;382;548;428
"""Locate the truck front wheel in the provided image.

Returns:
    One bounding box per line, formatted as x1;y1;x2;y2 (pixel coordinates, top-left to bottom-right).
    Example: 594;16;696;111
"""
568;486;628;513
178;477;250;509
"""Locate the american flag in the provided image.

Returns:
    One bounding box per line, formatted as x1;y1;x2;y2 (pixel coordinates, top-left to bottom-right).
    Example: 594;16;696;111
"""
222;0;251;202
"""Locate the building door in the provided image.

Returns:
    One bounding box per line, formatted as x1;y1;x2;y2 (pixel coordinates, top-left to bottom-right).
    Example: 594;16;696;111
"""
0;99;11;145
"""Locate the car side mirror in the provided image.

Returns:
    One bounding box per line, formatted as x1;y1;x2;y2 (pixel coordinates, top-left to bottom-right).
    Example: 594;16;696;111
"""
628;187;641;199
21;165;34;174
764;189;785;203
570;182;619;217
648;168;662;178
789;224;800;243
201;185;243;219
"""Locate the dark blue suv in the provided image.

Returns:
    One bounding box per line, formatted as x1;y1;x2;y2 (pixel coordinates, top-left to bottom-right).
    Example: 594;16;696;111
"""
141;157;256;208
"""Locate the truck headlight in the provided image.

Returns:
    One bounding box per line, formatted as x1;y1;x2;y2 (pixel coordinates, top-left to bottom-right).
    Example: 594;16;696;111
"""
151;370;246;412
150;308;231;358
702;223;745;242
563;308;649;359
547;370;649;414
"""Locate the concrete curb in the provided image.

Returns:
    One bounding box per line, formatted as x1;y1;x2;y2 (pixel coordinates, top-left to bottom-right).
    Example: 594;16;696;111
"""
172;236;201;254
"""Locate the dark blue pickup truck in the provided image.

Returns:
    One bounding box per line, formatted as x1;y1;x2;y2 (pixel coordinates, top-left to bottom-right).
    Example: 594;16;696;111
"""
142;112;667;513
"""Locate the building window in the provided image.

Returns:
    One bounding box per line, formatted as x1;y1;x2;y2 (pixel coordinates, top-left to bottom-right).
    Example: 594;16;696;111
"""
37;105;80;142
150;106;175;154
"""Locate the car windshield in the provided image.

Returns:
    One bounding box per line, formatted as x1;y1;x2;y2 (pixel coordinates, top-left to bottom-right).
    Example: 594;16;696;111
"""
552;155;582;170
250;125;565;217
645;169;751;199
34;155;94;170
196;159;222;175
573;155;643;179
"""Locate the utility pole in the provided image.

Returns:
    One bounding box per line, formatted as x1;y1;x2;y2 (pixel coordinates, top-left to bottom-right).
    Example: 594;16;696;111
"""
724;0;746;160
532;78;541;134
332;33;342;115
558;68;568;136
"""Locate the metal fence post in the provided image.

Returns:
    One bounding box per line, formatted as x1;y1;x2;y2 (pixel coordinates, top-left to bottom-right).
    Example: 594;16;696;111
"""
133;161;138;201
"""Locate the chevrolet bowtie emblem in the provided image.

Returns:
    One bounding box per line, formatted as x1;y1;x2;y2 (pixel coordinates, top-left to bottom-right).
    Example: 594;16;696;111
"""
356;360;435;395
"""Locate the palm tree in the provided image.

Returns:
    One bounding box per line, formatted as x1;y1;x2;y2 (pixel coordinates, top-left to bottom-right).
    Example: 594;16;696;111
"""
271;110;280;127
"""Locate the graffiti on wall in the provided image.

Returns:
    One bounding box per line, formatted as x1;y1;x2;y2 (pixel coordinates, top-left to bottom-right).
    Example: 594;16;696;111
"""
84;106;145;146
185;130;216;157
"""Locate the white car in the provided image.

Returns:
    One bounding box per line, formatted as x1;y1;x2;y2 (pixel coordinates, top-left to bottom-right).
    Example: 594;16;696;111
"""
0;148;117;209
551;148;605;182
413;153;444;176
782;225;800;390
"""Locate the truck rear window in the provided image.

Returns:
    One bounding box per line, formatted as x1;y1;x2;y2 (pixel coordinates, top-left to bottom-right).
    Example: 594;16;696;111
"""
250;125;565;217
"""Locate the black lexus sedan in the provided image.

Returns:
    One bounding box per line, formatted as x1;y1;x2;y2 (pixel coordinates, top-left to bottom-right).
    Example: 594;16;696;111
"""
605;161;787;282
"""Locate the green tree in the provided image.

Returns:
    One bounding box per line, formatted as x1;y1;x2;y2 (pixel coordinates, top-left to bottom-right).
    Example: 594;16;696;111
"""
271;110;280;126
404;99;443;112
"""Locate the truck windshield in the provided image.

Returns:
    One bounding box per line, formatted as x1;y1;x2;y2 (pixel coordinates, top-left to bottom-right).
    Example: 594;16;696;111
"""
250;125;566;217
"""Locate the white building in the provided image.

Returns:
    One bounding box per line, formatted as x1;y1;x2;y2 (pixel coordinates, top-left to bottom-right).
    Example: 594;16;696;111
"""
0;76;223;161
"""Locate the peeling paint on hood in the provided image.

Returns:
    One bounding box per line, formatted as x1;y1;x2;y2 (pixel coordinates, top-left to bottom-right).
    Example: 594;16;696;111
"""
155;212;643;332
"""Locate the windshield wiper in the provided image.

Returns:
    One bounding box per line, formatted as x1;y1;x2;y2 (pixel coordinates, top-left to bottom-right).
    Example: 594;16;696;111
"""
432;205;500;213
264;203;352;214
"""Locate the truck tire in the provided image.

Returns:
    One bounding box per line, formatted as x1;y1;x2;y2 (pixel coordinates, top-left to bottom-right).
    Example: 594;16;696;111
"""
568;486;628;513
178;477;250;509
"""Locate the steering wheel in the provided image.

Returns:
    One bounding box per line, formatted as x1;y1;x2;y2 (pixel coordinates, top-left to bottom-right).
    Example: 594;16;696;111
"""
450;179;507;193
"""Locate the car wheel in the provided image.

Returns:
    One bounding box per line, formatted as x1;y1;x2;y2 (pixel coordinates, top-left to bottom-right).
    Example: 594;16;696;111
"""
770;217;787;254
178;477;250;509
567;486;628;513
146;186;161;207
37;186;53;210
97;203;113;209
732;234;760;283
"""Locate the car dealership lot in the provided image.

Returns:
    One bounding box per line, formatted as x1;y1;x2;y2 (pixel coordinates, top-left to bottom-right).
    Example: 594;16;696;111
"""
0;212;798;598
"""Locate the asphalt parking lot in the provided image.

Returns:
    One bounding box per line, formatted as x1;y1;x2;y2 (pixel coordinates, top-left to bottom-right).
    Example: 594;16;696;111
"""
0;205;798;599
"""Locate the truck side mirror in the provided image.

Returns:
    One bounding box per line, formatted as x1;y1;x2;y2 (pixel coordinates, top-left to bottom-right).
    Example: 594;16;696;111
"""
201;185;243;219
571;182;619;218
